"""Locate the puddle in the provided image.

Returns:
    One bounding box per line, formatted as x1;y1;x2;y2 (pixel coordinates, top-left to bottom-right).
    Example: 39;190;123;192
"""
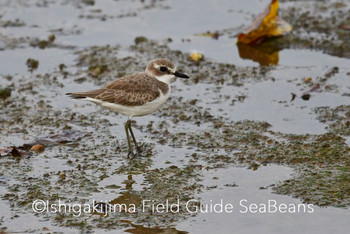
176;165;350;234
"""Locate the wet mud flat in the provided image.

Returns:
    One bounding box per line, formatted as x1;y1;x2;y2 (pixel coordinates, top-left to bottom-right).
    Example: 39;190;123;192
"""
1;0;350;233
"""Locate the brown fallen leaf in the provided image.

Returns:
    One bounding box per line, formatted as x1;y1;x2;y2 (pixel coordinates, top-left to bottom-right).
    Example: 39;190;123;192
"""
1;131;86;157
0;148;12;156
301;93;310;101
10;147;21;157
290;93;296;102
0;147;23;157
308;83;320;92
30;144;45;152
237;0;292;45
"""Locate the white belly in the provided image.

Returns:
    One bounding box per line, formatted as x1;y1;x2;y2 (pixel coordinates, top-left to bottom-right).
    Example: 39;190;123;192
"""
86;89;170;117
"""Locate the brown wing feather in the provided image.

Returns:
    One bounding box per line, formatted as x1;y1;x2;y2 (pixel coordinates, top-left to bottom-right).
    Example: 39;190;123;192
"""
67;73;169;106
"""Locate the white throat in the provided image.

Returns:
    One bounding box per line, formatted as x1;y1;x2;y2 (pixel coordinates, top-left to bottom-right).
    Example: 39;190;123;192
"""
155;74;175;84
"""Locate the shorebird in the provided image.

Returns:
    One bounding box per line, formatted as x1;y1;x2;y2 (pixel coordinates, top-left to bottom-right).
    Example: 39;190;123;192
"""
66;58;189;157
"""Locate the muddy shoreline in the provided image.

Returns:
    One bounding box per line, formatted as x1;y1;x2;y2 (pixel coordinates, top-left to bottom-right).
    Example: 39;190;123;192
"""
1;0;350;233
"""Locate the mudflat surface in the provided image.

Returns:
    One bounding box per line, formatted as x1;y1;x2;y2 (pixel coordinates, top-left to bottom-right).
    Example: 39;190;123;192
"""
0;0;349;233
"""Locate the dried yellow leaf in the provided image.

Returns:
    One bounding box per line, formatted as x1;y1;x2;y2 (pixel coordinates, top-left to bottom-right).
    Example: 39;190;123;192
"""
189;52;204;62
304;77;313;83
237;0;292;45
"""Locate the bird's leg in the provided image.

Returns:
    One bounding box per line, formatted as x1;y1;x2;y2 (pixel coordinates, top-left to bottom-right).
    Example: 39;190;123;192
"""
124;120;135;158
128;121;142;154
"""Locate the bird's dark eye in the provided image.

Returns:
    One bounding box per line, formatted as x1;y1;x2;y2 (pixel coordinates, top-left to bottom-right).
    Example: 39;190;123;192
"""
160;66;167;72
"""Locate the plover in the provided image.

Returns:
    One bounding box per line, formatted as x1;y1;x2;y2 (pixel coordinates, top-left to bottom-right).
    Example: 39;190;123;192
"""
66;58;189;157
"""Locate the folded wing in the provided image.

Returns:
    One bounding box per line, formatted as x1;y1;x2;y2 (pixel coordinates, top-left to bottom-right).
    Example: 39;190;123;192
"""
66;73;168;106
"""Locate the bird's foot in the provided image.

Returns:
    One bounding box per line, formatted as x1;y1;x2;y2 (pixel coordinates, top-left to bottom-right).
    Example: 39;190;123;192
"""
127;150;137;159
126;144;146;158
127;148;144;158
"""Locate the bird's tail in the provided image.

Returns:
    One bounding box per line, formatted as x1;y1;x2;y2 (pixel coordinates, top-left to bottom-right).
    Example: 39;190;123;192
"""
66;89;104;99
66;92;88;99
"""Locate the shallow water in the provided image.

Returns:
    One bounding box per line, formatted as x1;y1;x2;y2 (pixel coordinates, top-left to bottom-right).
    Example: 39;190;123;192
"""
176;165;350;234
0;0;349;233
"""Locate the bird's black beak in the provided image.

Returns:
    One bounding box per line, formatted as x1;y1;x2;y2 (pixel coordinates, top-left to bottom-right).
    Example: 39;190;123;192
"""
174;71;189;79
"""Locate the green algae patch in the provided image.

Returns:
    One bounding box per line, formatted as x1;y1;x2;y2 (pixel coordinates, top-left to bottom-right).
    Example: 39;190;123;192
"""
315;105;350;136
0;87;11;99
273;168;350;207
26;58;39;72
134;36;148;45
148;116;350;207
279;0;350;58
29;34;56;49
